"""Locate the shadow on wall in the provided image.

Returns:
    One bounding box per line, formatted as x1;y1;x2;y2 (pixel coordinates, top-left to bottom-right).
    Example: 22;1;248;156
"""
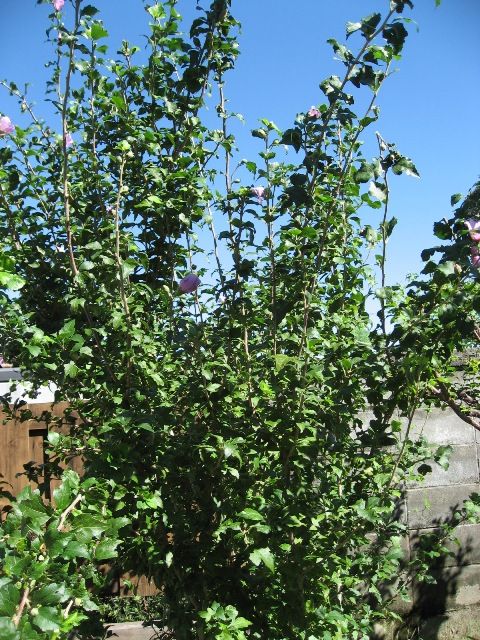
373;502;480;640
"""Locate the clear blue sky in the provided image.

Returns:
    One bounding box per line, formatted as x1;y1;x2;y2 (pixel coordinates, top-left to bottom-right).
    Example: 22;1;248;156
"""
1;0;479;285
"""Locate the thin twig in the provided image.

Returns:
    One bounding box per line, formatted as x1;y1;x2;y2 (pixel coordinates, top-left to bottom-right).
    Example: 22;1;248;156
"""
0;183;22;250
308;7;397;189
387;403;417;491
0;80;52;147
63;599;74;618
57;493;83;531
12;588;30;627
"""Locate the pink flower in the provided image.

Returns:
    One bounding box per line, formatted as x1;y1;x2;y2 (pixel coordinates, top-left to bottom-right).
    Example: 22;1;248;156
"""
64;132;74;148
0;116;15;135
251;186;265;203
308;106;321;118
53;0;65;10
465;218;480;243
471;246;480;269
178;273;200;294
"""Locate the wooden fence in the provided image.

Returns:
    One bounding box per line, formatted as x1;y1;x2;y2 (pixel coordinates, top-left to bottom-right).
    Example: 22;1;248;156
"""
0;401;157;597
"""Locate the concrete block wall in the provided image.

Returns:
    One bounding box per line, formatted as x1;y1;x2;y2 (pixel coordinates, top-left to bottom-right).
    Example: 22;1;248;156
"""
396;407;480;615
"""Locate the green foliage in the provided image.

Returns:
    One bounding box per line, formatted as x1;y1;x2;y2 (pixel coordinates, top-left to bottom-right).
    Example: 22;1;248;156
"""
0;0;477;639
200;603;251;640
0;471;126;639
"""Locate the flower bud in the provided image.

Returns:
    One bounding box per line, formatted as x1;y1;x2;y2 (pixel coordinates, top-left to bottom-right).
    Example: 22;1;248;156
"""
465;218;480;243
178;273;200;294
0;116;15;135
251;186;265;203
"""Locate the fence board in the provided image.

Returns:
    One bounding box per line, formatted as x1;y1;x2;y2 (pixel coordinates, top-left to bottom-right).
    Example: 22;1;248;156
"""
0;401;158;597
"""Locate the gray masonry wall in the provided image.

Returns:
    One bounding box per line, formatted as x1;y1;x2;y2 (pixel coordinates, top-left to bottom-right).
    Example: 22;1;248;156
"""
370;407;480;616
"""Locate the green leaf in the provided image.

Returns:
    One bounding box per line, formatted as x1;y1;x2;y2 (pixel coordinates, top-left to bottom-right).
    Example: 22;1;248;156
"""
280;128;302;152
111;95;127;111
147;3;166;19
52;470;80;511
78;260;95;271
71;515;107;542
275;354;292;372
64;362;79;379
0;618;19;640
47;431;61;446
63;540;91;559
15;497;50;528
84;241;102;251
86;23;109;41
238;508;264;522
58;319;76;340
346;21;362;37
33;607;61;632
369;181;387;202
0;271;25;290
382;22;408;55
251;128;267;140
360;13;382;39
434;445;453;471
27;345;41;357
94;538;119;561
137;422;155;433
81;5;99;17
0;583;20;616
437;261;456;277
392;156;419;178
30;584;68;607
450;193;462;207
249;547;275;573
355;162;374;183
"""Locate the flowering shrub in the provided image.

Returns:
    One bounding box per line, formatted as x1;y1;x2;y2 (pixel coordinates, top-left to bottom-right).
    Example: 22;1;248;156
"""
0;0;478;638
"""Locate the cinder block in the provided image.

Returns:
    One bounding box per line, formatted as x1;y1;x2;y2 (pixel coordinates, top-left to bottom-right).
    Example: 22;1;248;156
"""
408;445;479;488
373;607;480;640
409;524;480;567
410;408;475;445
407;484;480;529
358;407;475;445
413;563;480;615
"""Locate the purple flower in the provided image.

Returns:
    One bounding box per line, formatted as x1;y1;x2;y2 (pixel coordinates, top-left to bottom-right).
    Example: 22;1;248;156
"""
53;0;65;10
307;106;320;118
465;218;480;243
251;186;265;203
471;246;480;269
0;116;15;136
64;132;74;148
178;273;200;294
